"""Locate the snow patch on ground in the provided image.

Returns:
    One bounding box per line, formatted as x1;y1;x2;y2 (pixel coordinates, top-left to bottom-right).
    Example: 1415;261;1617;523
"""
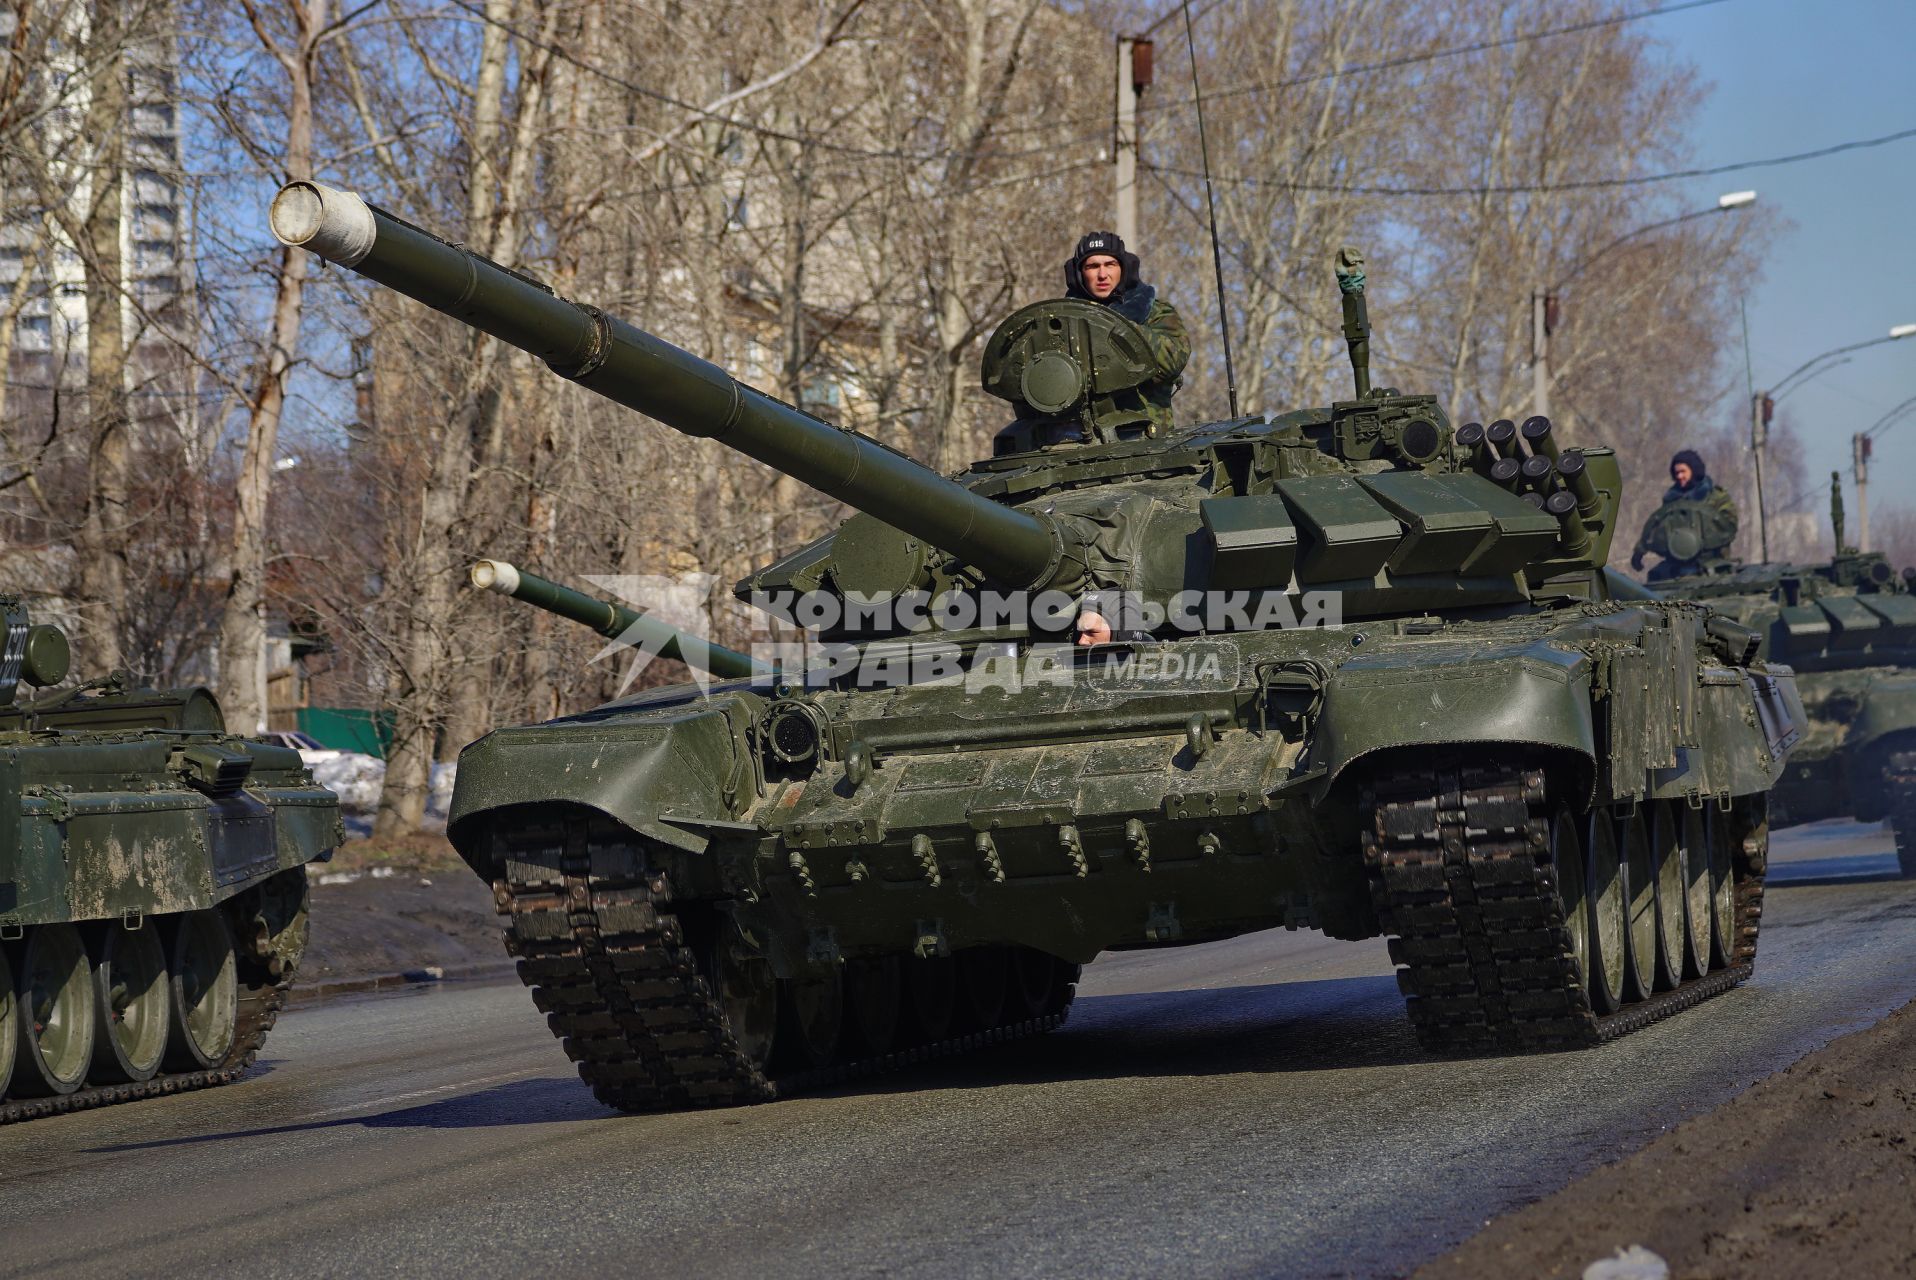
306;751;457;832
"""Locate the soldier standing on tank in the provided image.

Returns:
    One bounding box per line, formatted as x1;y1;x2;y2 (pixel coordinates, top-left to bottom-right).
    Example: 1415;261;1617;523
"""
1630;448;1740;576
1064;231;1190;434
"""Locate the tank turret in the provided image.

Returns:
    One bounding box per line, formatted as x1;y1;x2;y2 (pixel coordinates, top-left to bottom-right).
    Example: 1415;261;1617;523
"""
0;599;230;732
471;560;768;680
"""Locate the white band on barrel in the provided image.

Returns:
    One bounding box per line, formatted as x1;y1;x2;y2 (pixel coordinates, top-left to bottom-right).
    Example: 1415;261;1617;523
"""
269;181;377;267
470;560;520;594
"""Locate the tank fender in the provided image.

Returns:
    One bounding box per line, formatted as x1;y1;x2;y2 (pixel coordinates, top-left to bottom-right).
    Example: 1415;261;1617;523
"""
1310;643;1597;803
447;697;751;861
1850;672;1916;758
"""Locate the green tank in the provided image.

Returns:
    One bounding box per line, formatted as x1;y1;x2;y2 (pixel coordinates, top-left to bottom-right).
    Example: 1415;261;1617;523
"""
1642;487;1916;875
275;181;1804;1111
0;598;340;1121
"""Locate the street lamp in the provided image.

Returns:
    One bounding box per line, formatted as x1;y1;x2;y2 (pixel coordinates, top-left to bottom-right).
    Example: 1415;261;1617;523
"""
1753;324;1916;558
1531;191;1758;420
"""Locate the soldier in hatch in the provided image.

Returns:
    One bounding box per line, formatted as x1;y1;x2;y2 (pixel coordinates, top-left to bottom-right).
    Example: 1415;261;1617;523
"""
1630;448;1740;581
1074;590;1152;646
1063;231;1191;434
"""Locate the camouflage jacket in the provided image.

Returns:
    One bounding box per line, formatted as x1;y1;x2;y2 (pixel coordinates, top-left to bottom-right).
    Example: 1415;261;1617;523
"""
1106;285;1191;435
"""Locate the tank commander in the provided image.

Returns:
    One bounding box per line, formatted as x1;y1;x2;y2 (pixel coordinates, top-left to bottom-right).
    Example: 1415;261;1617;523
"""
1629;447;1740;580
1063;230;1190;434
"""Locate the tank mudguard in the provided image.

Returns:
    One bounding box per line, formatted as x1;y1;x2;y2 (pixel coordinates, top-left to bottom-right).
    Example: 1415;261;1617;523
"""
1852;673;1916;758
448;696;752;860
1312;642;1596;799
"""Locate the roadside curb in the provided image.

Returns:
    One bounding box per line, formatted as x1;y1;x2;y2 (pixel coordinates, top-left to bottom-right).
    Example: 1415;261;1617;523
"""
289;959;519;1005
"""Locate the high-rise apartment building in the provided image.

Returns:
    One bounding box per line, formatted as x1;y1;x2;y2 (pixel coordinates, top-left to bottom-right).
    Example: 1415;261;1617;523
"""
0;2;193;378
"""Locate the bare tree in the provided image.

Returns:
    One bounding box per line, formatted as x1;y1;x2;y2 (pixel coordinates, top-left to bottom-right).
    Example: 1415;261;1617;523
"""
212;0;333;733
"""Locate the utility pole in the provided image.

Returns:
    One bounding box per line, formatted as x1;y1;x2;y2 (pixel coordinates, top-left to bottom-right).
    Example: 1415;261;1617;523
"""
1114;36;1152;244
1531;292;1557;418
1750;390;1773;561
1853;432;1871;553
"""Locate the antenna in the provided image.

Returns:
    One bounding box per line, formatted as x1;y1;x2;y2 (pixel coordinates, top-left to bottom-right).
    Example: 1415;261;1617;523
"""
1180;0;1238;418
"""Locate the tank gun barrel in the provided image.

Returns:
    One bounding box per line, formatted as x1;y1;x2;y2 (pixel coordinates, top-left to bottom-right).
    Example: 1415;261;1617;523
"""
270;182;1065;590
471;561;768;680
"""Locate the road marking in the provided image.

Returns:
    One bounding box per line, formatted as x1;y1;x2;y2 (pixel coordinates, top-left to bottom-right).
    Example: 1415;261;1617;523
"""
298;1067;553;1122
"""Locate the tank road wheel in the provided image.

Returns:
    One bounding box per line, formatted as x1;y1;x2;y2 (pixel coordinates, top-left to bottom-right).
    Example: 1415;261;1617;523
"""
1677;805;1713;980
1009;947;1061;1019
13;924;97;1097
1583;810;1627;1014
1649;803;1687;991
0;945;16;1099
776;972;844;1071
709;928;779;1069
958;948;1010;1031
844;957;904;1057
1619;811;1658;1004
905;956;957;1045
1547;808;1589;987
89;921;170;1083
1705;806;1739;971
163;910;239;1071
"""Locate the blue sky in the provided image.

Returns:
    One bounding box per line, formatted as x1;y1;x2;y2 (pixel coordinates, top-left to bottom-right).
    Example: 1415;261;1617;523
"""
1661;0;1916;529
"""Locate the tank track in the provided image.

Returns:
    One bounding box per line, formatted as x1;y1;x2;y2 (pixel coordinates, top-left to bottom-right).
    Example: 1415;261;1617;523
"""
0;875;305;1126
495;822;1076;1112
1363;766;1763;1052
1886;751;1916;880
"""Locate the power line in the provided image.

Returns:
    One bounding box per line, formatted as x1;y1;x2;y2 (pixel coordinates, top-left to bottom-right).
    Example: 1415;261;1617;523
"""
439;0;1109;166
1001;0;1739;137
1199;0;1737;111
1141;0;1229;37
1144;165;1459;384
1865;393;1916;441
1146;123;1916;197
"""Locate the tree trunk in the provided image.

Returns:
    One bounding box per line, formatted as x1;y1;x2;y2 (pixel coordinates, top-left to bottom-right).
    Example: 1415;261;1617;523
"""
218;0;329;733
373;0;553;833
73;0;129;674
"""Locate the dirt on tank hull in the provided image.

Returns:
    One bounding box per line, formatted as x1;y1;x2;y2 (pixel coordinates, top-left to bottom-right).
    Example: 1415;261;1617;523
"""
0;601;340;1121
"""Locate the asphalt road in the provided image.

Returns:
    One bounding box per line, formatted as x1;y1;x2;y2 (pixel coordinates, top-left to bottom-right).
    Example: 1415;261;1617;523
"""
3;820;1912;1280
